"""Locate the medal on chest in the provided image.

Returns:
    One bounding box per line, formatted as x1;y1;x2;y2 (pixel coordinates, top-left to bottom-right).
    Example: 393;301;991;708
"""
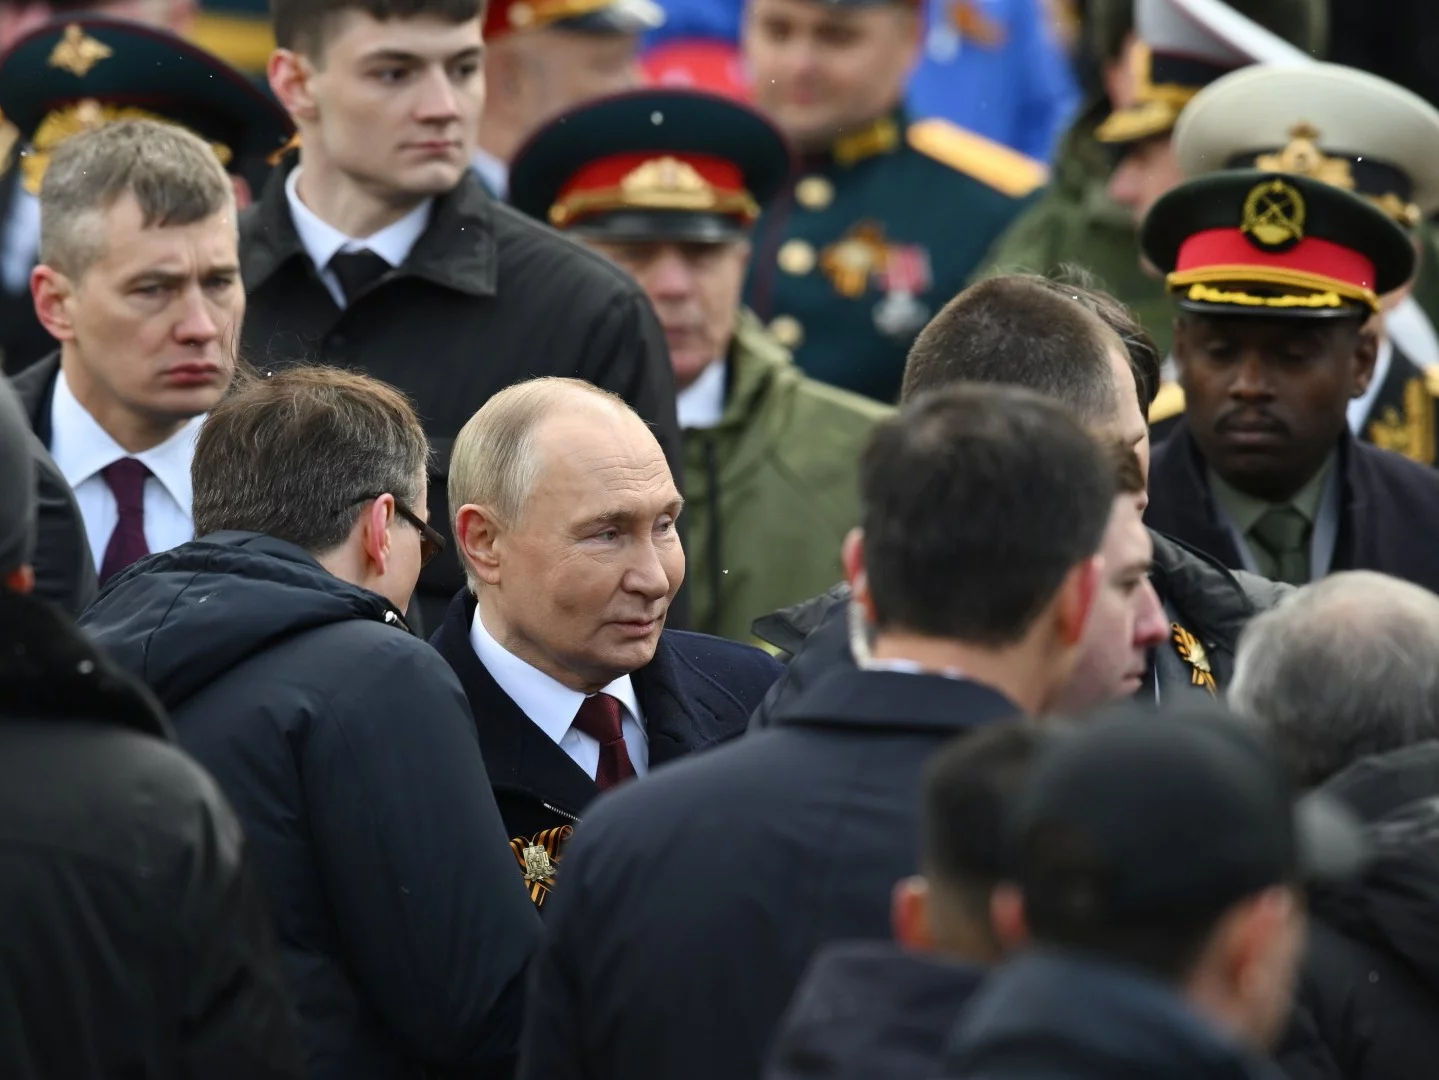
819;222;932;340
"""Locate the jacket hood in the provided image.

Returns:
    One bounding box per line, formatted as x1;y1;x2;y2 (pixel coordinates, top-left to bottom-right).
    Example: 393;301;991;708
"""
79;531;406;710
767;941;983;1080
943;951;1275;1080
1310;742;1439;997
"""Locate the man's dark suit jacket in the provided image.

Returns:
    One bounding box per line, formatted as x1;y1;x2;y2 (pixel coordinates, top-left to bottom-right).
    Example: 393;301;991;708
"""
515;663;1022;1080
1145;422;1439;593
429;589;782;905
8;355;95;614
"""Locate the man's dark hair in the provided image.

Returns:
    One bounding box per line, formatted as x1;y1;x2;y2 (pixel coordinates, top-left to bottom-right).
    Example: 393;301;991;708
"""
272;0;481;55
922;723;1051;922
860;385;1115;645
1048;265;1162;413
901;275;1122;428
192;366;429;553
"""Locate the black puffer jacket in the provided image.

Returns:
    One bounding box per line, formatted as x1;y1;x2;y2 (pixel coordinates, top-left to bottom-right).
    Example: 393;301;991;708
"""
0;587;302;1079
749;531;1290;726
1300;743;1439;1080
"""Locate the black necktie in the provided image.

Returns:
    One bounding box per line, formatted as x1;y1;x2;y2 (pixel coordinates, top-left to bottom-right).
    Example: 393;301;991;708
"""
329;249;390;305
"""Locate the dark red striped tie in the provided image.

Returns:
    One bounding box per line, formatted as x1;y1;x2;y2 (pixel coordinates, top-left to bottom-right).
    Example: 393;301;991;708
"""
570;692;636;791
100;457;151;584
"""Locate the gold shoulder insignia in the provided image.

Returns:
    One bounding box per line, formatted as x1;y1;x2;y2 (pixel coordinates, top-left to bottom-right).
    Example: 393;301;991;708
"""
1148;380;1186;424
190;12;276;73
906;119;1048;199
1369;375;1437;465
0;115;15;179
1425;365;1439;399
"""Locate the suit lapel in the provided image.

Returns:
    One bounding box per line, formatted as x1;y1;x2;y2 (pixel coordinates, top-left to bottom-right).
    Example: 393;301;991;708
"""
429;592;598;817
1146;424;1245;571
9;352;59;445
633;633;752;767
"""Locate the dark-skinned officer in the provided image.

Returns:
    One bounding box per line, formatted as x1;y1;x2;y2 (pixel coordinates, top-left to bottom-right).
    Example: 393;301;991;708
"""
1143;169;1439;591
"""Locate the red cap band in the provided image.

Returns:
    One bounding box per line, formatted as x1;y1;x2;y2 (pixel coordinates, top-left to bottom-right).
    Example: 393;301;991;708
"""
1175;228;1377;292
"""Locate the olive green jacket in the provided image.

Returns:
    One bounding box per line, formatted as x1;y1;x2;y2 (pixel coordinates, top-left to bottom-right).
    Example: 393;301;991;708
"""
683;310;892;643
968;96;1176;355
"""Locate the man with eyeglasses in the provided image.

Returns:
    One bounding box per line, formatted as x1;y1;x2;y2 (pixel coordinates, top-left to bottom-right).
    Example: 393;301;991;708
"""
80;365;543;1079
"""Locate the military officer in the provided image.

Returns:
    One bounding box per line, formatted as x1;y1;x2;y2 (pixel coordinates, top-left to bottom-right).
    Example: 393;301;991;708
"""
473;0;664;200
1142;169;1439;592
0;15;292;374
969;0;1325;360
1152;62;1439;469
508;88;893;642
739;0;1048;403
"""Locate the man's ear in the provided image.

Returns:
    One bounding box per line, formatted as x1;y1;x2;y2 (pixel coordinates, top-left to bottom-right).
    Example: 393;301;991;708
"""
31;265;77;342
360;494;395;576
1053;554;1101;648
269;49;319;122
841;527;874;620
456;503;505;587
1351;321;1381;399
891;876;935;952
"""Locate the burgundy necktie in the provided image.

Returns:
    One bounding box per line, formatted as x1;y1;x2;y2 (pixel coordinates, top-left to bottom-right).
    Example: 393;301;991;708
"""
570;692;637;791
100;457;151;584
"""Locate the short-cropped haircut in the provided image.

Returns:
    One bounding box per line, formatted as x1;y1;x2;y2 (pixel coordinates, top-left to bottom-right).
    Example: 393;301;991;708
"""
859;385;1115;646
192;366;428;554
273;0;482;57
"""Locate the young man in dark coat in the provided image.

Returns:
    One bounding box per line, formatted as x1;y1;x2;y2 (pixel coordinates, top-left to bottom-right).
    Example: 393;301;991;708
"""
1230;571;1439;1080
1142;171;1439;592
0;378;303;1078
80;367;542;1080
429;378;782;909
243;0;682;631
515;384;1117;1080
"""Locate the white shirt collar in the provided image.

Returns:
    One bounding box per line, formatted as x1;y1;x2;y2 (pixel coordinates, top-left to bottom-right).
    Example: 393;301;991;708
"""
1348;335;1393;436
469;600;642;745
284;166;433;271
676;360;727;430
471;147;509;201
49;366;201;513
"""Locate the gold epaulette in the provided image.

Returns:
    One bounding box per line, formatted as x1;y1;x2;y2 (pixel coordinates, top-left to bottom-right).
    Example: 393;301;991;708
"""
1148;380;1187;424
906;118;1049;199
0;114;15;179
190;12;275;74
1425;365;1439;398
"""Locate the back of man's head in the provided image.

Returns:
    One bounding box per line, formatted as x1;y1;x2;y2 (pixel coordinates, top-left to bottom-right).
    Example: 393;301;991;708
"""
858;385;1114;647
901;275;1123;428
1045;266;1162;414
39;118;234;283
909;723;1052;963
192;366;428;554
1230;571;1439;789
272;0;481;57
0;379;37;590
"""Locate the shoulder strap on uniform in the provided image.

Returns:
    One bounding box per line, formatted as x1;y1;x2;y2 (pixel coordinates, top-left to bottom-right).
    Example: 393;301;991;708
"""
1148;381;1187;424
0;112;16;178
1425;364;1439;399
906;118;1049;199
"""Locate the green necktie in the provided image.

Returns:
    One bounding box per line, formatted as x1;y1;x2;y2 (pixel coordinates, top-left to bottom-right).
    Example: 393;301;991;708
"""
1250;506;1311;585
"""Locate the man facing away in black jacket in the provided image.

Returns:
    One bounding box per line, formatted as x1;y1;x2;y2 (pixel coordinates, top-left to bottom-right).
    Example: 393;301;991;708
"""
516;384;1118;1080
0;377;303;1077
81;367;542;1080
1230;571;1439;1080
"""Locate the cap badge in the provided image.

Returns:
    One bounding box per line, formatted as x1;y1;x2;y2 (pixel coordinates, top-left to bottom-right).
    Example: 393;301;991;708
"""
1256;124;1354;190
1241;178;1306;252
1171;623;1216;696
620;155;717;208
48;24;114;78
510;824;574;908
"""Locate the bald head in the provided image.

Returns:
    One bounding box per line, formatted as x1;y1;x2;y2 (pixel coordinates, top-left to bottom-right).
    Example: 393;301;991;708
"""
451;377;684;692
1230;571;1439;788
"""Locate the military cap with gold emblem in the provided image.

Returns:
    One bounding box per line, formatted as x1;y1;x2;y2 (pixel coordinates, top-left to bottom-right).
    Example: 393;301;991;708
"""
1173;63;1439;230
1141;169;1416;319
509;87;793;243
0;16;293;194
483;0;665;42
1095;0;1316;148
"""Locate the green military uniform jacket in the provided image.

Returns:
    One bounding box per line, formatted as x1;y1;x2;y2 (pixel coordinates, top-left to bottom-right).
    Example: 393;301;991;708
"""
682;310;892;643
969;96;1175;357
744;111;1047;403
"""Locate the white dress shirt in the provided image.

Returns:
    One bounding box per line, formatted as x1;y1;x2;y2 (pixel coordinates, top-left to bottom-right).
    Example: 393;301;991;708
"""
471;147;509;201
470;604;650;780
49;369;200;569
676;360;727;430
284;167;433;308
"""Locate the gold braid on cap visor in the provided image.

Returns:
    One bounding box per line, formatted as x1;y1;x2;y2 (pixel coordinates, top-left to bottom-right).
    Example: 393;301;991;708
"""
21;99;233;194
1168;264;1380;313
